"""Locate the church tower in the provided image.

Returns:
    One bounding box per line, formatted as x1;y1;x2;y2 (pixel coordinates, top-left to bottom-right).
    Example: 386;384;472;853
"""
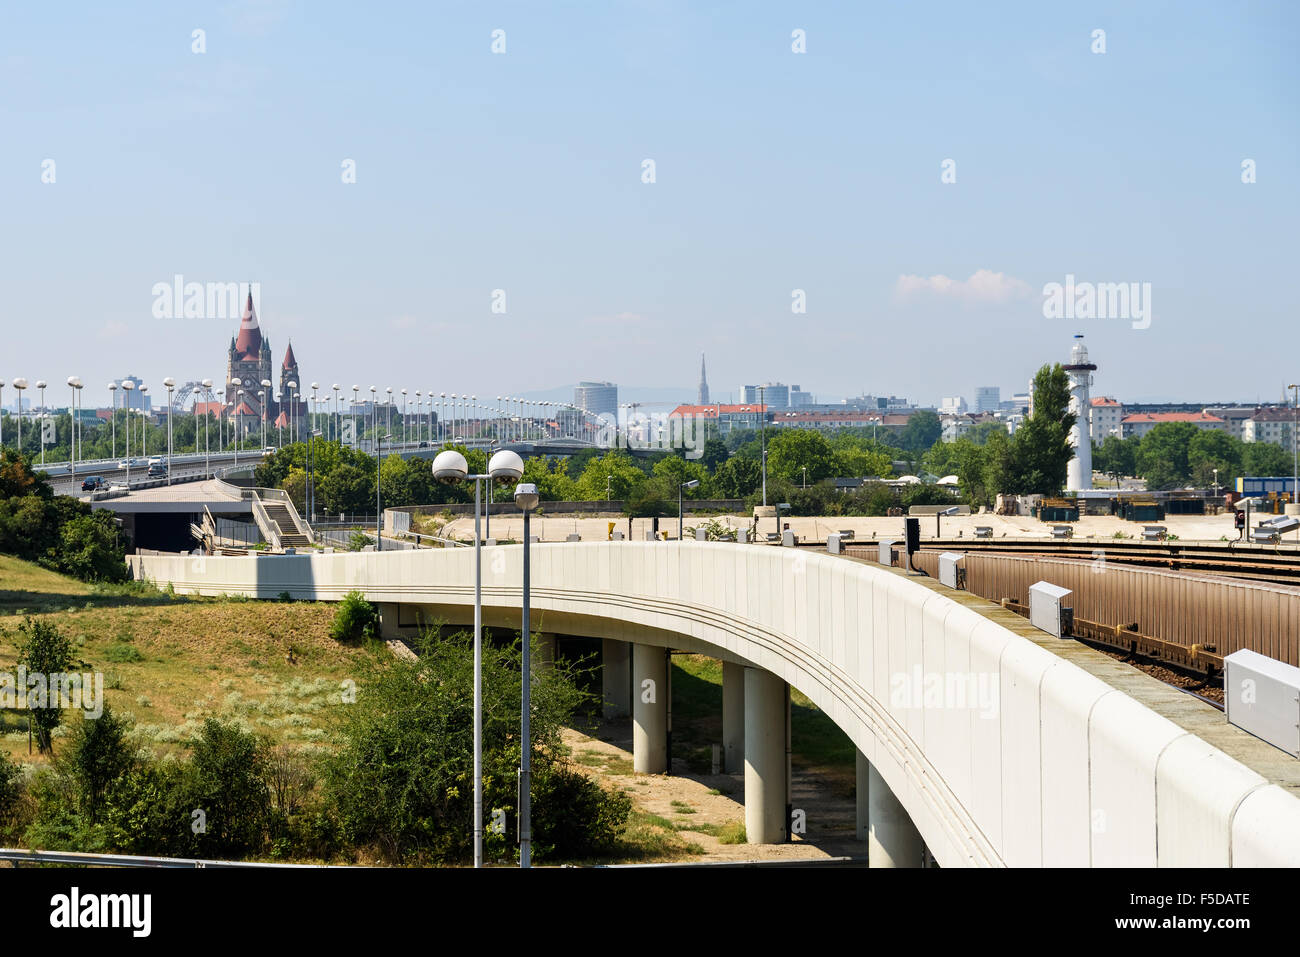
697;353;710;406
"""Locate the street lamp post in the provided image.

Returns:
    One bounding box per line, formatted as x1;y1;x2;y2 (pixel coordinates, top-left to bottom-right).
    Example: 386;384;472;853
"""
108;382;117;461
351;386;360;447
287;381;298;446
430;448;525;868
163;378;175;485
759;386;768;507
375;433;390;550
801;466;807;490
202;379;214;478
118;379;131;486
513;480;540;868
261;379;272;449
679;479;700;539
13;379;27;455
234;390;244;467
139;386;149;457
36;381;47;464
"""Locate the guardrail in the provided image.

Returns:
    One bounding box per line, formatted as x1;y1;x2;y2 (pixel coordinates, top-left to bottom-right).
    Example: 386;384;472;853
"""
0;847;335;868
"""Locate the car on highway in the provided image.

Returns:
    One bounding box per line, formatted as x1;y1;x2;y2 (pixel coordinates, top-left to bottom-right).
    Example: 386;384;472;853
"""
81;476;106;491
147;463;168;478
119;458;139;469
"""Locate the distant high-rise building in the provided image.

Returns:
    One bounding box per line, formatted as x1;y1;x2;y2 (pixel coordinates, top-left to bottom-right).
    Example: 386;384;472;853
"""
940;396;967;414
113;374;151;412
741;382;790;409
574;381;618;419
788;385;813;408
697;354;709;406
974;386;1000;414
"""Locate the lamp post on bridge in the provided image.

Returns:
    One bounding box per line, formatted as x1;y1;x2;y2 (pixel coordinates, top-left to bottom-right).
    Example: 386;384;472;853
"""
117;378;131;485
679;478;700;540
13;379;27;456
163;378;175;485
36;380;47;465
202;379;214;478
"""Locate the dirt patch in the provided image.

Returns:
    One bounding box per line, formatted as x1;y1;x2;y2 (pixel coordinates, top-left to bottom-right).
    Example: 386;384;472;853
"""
563;719;865;863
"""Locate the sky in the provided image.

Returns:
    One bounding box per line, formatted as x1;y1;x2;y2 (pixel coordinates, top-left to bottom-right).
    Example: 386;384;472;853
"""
2;0;1298;412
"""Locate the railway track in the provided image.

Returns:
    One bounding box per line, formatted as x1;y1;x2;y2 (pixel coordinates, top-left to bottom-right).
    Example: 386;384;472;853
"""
913;537;1300;586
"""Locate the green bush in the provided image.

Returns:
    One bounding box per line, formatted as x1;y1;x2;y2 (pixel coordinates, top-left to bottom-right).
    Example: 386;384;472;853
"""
322;631;629;864
330;591;379;644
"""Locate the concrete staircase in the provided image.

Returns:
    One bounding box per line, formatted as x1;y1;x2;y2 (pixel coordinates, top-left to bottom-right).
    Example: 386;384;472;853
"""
261;501;312;549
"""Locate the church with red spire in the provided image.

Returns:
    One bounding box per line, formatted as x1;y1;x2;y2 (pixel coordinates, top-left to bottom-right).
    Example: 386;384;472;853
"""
224;289;305;439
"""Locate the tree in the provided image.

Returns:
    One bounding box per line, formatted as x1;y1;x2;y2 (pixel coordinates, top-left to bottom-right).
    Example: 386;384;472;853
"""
982;428;1013;501
66;704;135;823
651;455;709;496
1094;433;1139;479
711;456;761;498
17;617;75;754
766;428;836;484
699;438;728;472
898;409;941;454
1008;364;1076;494
1188;429;1243;488
57;512;127;583
1135;422;1198;489
575;451;644;501
522;456;578;501
189;718;272;857
317;462;374;515
1243;440;1292;477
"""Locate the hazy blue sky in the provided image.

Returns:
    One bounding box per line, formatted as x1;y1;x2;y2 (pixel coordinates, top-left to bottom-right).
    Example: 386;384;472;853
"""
3;0;1297;411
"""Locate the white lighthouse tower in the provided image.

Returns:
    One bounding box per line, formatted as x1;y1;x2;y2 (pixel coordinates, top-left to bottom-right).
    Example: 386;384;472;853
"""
1064;334;1097;492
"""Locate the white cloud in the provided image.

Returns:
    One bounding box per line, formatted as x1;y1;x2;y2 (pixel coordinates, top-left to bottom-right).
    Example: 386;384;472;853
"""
894;269;1032;304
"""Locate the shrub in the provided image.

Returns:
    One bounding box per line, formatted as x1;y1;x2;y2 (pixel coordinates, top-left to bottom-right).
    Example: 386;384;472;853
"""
15;617;74;754
330;591;379;644
322;632;628;864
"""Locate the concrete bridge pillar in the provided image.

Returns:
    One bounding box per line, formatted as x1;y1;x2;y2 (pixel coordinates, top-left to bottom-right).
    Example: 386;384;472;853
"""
863;756;923;868
377;602;402;639
632;643;668;774
533;633;557;673
722;661;745;773
602;638;630;719
744;667;788;844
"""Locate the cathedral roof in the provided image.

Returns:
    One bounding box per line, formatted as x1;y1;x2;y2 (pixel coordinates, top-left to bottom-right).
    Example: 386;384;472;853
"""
282;340;298;370
234;290;263;360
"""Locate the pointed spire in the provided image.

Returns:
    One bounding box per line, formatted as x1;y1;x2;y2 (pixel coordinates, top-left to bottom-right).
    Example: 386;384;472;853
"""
697;352;710;406
234;284;263;359
282;339;298;370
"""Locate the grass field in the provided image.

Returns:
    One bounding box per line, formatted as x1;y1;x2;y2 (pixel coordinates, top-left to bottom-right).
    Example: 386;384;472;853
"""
0;555;383;764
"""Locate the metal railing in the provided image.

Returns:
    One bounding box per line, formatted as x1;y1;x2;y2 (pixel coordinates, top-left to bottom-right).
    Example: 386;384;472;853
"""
0;847;336;869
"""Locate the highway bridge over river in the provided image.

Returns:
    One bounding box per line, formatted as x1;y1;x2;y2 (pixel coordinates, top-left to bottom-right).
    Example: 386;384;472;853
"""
129;541;1300;867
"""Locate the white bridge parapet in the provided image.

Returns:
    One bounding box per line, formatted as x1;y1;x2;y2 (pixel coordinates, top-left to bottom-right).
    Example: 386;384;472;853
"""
130;543;1300;868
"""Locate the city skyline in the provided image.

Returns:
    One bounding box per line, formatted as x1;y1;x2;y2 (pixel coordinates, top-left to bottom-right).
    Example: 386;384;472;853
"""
4;2;1296;405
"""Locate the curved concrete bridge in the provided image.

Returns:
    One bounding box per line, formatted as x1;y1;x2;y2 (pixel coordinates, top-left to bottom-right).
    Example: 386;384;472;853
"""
129;542;1300;867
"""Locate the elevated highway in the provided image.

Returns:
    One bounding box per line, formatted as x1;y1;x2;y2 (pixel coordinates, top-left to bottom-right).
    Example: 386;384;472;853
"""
129;541;1300;867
